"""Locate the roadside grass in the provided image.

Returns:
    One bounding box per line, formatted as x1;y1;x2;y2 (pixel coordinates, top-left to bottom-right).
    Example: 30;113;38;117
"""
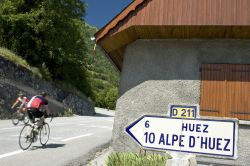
57;108;75;117
106;152;170;166
0;47;42;78
0;47;89;101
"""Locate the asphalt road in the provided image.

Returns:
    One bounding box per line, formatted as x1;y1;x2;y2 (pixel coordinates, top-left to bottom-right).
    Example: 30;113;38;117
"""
0;108;114;166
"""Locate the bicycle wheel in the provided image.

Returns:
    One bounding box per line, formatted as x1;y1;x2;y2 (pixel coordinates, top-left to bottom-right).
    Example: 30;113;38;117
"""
39;123;50;146
12;112;19;125
19;124;33;150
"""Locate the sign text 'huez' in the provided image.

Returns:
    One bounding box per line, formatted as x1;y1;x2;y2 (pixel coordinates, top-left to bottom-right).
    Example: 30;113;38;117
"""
125;115;238;159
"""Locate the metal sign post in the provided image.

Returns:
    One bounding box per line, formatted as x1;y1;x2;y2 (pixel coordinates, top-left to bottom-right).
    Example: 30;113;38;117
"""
167;104;200;165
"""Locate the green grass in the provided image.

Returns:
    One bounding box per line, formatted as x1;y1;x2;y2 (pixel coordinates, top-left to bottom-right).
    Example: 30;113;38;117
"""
0;47;91;103
106;152;170;166
0;47;42;78
57;108;74;117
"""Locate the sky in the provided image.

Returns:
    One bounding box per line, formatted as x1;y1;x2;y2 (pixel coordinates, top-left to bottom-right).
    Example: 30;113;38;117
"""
84;0;133;28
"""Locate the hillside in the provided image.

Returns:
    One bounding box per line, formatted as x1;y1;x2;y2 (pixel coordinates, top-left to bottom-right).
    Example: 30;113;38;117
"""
84;24;119;109
0;0;119;109
0;24;119;110
0;52;95;119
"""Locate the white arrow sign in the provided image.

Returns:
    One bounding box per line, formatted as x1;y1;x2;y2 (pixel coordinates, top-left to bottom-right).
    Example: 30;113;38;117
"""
125;115;238;159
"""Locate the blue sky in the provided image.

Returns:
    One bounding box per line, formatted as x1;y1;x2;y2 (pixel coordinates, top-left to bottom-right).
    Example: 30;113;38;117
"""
84;0;132;28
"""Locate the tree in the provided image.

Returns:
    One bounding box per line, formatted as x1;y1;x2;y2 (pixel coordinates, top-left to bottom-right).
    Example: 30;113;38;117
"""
0;0;120;108
0;0;91;95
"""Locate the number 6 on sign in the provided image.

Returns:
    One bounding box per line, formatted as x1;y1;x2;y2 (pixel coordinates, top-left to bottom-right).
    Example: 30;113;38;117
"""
168;104;200;119
145;120;150;128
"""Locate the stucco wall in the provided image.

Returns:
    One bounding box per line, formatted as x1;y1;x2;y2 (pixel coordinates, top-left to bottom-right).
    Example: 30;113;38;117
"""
113;39;250;154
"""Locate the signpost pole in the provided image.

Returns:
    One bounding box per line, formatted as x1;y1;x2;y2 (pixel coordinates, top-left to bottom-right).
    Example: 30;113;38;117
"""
166;151;197;166
166;104;200;166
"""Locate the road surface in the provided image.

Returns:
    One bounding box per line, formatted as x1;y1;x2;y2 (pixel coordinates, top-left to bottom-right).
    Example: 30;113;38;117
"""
0;108;114;166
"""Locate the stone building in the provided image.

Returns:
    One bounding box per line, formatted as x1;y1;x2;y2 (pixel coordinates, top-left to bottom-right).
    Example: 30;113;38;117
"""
95;0;250;165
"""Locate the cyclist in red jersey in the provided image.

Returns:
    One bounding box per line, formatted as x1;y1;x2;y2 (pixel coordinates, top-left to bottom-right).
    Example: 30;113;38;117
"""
27;92;50;126
11;93;29;113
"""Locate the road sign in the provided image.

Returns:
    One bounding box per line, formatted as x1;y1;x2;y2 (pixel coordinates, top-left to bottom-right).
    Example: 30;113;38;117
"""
168;104;200;119
125;115;238;159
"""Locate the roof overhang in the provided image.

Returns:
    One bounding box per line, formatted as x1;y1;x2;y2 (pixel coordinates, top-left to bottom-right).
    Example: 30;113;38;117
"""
95;0;250;72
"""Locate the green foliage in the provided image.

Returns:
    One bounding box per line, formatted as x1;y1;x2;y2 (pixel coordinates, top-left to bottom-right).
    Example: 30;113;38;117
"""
55;80;89;100
0;1;119;109
58;108;74;117
106;152;169;166
83;24;119;109
0;47;42;78
40;62;52;81
0;0;91;95
94;88;118;109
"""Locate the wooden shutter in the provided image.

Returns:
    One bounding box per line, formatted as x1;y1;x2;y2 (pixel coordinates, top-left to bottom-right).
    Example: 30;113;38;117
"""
200;64;250;120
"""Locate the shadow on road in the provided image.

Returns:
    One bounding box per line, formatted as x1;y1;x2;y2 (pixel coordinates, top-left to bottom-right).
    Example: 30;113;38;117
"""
30;143;65;150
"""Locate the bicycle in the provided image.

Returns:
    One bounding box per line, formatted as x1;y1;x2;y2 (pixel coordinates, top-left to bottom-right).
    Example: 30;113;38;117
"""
11;107;29;125
18;115;53;150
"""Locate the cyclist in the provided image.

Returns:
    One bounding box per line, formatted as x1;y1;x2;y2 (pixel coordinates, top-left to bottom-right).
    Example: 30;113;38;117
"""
11;92;29;113
26;92;50;129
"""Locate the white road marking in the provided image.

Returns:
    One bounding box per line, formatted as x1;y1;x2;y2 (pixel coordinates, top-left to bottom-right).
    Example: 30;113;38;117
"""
80;121;97;123
61;133;93;142
89;125;112;130
56;122;73;125
50;137;63;140
10;135;19;137
0;127;21;131
79;124;87;126
0;150;24;159
99;126;112;130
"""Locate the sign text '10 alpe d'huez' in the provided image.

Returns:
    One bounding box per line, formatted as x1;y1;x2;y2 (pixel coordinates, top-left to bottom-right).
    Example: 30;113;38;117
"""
125;105;238;159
